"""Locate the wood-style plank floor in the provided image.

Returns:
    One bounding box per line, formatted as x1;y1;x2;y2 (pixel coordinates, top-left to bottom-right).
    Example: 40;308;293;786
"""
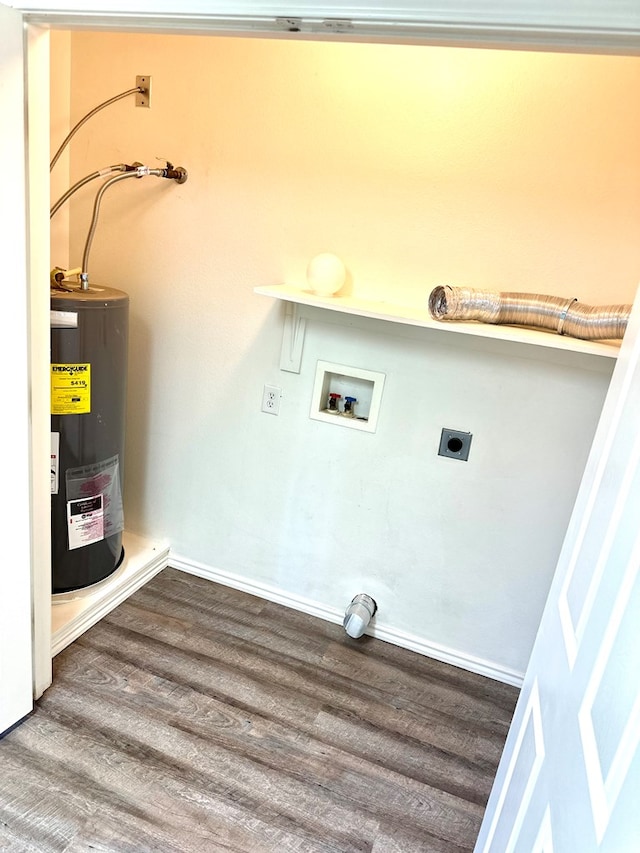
0;568;518;852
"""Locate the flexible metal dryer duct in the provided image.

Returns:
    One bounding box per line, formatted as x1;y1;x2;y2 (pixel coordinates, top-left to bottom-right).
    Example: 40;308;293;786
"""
428;286;631;341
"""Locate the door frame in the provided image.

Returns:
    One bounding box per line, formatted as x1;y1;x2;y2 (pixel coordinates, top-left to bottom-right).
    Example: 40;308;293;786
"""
17;2;640;710
0;0;37;732
26;22;53;700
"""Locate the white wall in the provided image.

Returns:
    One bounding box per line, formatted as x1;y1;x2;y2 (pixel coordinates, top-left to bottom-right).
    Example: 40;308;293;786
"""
56;33;640;679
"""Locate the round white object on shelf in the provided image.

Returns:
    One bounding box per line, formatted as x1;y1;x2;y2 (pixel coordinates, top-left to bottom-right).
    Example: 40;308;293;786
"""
306;253;346;296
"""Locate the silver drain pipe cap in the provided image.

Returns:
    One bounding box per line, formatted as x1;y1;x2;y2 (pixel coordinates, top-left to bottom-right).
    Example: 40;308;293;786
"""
343;594;377;639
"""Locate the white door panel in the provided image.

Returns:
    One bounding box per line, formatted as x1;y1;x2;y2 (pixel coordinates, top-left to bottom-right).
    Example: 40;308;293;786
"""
476;292;640;851
578;543;640;844
0;0;34;735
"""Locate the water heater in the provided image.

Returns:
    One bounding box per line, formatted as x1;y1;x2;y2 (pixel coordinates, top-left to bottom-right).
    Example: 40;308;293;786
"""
50;283;129;593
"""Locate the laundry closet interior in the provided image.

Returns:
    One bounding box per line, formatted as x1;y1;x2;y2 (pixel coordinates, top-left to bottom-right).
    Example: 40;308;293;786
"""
46;22;640;686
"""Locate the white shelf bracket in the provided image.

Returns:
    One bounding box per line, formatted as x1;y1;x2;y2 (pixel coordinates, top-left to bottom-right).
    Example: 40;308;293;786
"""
279;301;306;373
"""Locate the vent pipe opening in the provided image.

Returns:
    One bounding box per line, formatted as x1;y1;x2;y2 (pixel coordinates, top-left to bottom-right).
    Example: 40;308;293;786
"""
343;594;377;639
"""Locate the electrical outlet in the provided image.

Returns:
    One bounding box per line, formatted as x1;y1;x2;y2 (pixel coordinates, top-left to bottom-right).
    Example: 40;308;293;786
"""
261;384;281;415
438;428;472;461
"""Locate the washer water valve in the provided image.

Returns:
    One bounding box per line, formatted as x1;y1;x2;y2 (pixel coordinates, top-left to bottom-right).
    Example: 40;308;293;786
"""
343;396;357;417
327;392;342;413
343;594;377;639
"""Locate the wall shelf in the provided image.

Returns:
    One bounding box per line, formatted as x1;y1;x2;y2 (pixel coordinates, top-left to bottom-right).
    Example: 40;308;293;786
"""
255;284;621;372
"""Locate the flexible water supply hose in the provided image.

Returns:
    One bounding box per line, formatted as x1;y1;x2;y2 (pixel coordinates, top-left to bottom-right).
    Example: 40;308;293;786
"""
81;171;141;277
428;285;631;341
50;87;143;171
81;164;188;280
50;164;133;218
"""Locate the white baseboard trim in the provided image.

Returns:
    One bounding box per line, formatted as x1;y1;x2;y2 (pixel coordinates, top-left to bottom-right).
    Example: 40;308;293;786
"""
170;553;524;688
51;532;170;657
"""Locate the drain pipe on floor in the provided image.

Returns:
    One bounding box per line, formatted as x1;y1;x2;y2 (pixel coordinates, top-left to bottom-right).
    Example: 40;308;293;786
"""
343;594;377;639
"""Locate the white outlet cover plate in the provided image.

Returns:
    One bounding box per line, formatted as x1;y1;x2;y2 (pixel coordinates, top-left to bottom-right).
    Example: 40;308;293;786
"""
261;384;281;414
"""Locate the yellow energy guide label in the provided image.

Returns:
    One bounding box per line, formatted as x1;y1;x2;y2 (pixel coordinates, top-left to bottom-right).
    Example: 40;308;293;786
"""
51;363;91;414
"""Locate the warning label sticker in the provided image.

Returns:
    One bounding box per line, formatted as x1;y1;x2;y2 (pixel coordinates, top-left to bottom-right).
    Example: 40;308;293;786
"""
51;363;91;415
66;455;124;539
67;494;104;550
